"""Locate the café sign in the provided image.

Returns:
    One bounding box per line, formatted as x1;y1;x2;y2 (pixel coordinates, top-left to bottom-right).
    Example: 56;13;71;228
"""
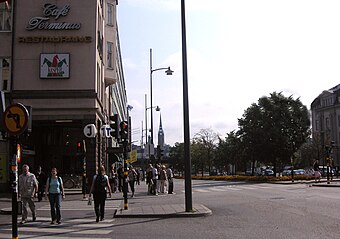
26;3;81;31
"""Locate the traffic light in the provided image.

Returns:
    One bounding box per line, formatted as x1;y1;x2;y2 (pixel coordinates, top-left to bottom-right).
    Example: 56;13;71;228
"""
76;140;85;156
120;121;129;140
109;114;120;140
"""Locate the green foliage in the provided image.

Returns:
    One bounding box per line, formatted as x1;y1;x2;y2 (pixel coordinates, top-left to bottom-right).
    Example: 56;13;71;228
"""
238;92;311;169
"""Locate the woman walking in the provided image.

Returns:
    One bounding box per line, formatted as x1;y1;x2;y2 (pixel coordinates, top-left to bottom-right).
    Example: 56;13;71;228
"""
89;165;111;222
45;167;65;224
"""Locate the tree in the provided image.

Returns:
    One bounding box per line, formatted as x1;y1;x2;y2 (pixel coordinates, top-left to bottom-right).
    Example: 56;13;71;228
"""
193;128;219;175
216;131;243;175
169;142;185;175
238;92;311;174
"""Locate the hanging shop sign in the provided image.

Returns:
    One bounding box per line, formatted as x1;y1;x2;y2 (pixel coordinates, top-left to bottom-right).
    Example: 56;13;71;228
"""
40;53;70;79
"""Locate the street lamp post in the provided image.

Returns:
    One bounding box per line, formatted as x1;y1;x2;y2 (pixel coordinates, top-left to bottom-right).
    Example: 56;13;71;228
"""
181;0;193;212
149;48;173;159
145;93;160;163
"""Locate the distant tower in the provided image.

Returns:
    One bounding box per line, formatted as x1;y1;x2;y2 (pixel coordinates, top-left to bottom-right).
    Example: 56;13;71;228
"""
157;114;164;147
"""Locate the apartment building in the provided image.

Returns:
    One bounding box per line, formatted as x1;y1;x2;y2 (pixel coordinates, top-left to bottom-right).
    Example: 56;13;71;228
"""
0;0;127;192
311;84;340;167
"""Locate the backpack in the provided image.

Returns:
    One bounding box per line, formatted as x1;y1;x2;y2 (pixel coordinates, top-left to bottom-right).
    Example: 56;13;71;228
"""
94;174;107;193
48;177;62;192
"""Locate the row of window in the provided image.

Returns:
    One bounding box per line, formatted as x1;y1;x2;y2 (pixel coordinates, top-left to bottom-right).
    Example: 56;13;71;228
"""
0;1;11;31
0;58;10;91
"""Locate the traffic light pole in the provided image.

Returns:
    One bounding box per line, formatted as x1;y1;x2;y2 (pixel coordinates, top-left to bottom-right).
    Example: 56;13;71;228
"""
10;136;19;239
122;140;128;210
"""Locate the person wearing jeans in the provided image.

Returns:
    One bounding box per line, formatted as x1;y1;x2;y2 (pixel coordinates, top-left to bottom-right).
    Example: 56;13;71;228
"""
18;164;38;224
45;168;65;224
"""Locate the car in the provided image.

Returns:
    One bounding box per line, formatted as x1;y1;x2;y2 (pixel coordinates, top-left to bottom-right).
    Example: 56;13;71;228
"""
320;168;335;177
293;169;305;175
262;169;274;176
282;170;292;176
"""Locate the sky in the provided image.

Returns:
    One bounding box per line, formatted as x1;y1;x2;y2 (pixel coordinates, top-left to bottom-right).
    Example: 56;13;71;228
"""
117;0;340;146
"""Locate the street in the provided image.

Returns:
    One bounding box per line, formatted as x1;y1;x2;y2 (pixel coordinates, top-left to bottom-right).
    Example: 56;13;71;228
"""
0;179;340;238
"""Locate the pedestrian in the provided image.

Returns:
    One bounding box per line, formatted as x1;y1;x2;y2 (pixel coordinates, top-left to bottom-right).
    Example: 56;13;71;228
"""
159;165;168;193
18;164;38;224
152;164;158;195
127;166;137;197
109;166;117;193
146;164;153;195
156;164;161;193
36;166;47;202
89;165;111;222
45;167;65;224
313;159;321;182
166;165;174;194
135;168;141;185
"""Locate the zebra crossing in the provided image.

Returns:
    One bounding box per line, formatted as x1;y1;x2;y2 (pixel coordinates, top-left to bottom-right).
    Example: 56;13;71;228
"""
0;199;120;239
187;184;289;194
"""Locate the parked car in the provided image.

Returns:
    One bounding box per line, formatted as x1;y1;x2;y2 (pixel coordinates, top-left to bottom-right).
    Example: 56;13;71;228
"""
282;170;292;176
262;169;274;176
293;169;305;175
320;168;335;177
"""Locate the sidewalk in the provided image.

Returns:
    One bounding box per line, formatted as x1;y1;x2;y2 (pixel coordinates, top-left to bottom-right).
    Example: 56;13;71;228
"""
114;180;212;218
1;180;213;218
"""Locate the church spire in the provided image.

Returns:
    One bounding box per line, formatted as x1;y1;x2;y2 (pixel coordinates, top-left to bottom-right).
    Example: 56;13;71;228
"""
158;114;164;147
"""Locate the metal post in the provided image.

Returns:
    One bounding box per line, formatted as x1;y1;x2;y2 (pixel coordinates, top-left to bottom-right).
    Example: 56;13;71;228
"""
150;49;154;146
123;140;128;210
10;137;18;239
181;0;193;212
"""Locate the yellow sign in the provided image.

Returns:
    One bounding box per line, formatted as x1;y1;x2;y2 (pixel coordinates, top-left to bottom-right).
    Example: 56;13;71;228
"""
3;103;29;135
0;153;7;183
128;150;138;164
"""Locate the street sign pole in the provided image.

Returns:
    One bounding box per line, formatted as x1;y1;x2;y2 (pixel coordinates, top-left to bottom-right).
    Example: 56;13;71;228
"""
10;136;18;239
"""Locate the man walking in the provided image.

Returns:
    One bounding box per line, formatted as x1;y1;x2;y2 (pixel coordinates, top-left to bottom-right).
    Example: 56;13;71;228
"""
18;164;38;224
36;166;47;202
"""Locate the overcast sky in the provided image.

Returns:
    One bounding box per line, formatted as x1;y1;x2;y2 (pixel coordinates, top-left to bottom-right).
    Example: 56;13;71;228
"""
117;0;340;146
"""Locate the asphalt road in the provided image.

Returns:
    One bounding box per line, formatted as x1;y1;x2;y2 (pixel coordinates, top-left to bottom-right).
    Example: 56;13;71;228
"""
1;179;340;239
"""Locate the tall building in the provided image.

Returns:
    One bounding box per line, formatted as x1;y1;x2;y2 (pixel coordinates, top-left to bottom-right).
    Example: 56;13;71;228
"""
157;114;164;147
311;84;340;167
0;0;127;192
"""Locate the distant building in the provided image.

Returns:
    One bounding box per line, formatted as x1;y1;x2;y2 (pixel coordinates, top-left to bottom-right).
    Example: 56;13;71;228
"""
157;114;164;147
311;84;340;167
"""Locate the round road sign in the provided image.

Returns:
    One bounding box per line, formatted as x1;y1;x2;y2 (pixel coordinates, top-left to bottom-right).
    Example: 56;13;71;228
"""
3;103;29;135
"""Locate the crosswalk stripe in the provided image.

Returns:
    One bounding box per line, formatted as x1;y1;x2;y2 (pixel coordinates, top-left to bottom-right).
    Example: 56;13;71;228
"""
0;234;112;239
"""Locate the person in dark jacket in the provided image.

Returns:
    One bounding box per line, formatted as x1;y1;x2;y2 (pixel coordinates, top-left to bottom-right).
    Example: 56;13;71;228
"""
89;165;111;222
36;166;47;202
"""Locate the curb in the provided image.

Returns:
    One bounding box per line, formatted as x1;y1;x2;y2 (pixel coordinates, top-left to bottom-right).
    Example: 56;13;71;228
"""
114;204;212;218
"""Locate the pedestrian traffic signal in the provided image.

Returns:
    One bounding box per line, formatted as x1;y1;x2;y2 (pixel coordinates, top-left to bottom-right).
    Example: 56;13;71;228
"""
109;114;120;140
120;121;129;140
76;141;84;156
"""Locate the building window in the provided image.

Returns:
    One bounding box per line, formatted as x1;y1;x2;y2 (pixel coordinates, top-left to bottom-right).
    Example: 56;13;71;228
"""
0;1;11;31
107;42;113;68
0;58;10;91
107;3;113;26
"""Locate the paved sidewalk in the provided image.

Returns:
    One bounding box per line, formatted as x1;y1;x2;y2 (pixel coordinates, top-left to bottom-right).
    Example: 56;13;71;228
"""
113;180;212;218
1;180;213;219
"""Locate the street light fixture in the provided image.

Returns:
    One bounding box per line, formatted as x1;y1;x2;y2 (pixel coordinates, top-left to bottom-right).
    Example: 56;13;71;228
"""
149;48;173;154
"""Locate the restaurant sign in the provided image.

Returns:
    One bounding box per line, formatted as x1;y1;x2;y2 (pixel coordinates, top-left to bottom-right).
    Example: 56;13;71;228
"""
27;3;81;31
40;54;70;79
